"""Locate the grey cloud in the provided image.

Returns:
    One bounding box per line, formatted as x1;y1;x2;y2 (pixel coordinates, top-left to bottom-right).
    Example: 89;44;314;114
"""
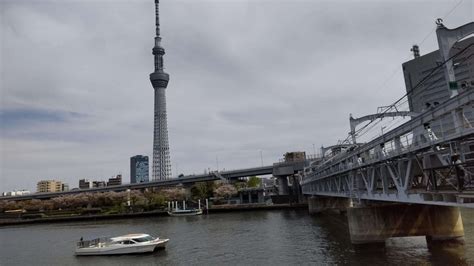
1;0;472;191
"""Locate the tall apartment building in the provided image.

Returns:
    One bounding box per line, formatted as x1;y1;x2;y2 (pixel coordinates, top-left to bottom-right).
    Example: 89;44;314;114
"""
36;180;63;193
131;155;149;183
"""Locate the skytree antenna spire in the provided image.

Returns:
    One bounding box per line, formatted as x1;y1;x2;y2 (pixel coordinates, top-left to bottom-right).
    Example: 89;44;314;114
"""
150;0;171;180
155;0;160;37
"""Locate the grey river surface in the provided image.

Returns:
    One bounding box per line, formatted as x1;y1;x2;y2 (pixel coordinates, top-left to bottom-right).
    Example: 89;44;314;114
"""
1;209;474;265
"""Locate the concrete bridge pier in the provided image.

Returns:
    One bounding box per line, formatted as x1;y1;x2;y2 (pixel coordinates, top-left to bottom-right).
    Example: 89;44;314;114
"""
277;176;289;195
307;196;351;214
347;204;464;247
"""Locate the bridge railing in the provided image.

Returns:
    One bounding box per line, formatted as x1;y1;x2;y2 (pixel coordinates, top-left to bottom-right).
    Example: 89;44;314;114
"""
303;90;474;184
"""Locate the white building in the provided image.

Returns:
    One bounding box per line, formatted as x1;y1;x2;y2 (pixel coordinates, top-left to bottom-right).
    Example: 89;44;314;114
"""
2;190;31;197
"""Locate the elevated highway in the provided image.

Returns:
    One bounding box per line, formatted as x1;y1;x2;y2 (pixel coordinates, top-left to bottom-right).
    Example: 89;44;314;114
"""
2;162;307;201
2;165;272;201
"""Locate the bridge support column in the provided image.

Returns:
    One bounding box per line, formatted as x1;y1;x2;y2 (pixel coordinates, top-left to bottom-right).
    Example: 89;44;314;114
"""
347;204;464;246
308;196;350;214
277;176;289;195
425;206;465;248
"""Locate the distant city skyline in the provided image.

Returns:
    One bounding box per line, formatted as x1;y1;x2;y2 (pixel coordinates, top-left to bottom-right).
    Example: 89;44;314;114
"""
1;0;473;192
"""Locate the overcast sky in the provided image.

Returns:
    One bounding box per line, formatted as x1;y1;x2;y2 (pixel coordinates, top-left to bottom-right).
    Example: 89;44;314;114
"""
1;0;473;192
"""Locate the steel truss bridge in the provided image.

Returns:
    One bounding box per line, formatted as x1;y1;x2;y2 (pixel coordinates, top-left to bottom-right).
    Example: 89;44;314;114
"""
302;89;474;208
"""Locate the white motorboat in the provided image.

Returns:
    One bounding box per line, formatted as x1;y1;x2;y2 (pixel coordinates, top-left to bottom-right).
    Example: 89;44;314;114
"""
75;233;169;256
167;209;203;216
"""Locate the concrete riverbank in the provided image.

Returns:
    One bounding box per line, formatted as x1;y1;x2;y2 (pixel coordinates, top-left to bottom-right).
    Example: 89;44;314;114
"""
0;203;308;226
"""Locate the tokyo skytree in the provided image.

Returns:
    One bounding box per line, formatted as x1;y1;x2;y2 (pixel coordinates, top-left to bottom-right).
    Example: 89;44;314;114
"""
150;0;171;180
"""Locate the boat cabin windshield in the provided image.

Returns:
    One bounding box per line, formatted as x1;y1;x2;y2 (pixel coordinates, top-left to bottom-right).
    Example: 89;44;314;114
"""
132;236;155;242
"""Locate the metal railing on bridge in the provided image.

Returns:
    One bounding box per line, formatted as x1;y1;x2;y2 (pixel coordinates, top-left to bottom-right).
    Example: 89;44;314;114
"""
302;90;474;208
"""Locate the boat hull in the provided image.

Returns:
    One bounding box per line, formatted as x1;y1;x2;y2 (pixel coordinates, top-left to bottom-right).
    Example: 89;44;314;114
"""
167;209;203;216
75;239;169;256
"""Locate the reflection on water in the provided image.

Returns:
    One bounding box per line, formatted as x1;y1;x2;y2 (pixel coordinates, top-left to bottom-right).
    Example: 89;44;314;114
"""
0;208;473;265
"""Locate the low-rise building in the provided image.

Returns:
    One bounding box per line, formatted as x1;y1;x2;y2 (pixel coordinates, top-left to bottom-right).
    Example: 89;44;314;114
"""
79;179;91;189
37;180;62;193
107;174;122;186
92;181;106;188
78;175;122;189
2;190;31;197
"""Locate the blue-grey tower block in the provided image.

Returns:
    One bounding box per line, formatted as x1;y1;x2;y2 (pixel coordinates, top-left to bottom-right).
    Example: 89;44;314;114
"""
150;0;171;180
130;155;149;183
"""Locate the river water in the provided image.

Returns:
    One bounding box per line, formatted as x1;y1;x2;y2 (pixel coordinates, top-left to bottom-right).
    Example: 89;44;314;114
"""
1;208;473;265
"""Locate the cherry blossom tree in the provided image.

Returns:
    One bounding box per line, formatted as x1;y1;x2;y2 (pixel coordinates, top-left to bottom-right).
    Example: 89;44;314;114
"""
162;188;187;201
214;184;237;201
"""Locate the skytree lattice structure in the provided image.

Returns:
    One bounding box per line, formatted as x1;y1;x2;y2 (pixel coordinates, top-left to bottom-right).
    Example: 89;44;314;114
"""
150;0;171;180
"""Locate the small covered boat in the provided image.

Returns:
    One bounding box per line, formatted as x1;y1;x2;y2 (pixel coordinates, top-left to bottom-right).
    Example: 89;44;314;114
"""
75;233;168;256
167;200;204;216
167;208;203;216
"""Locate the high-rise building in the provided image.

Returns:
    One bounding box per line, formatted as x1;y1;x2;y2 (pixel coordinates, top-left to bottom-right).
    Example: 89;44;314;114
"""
150;0;172;180
37;180;63;193
131;155;149;183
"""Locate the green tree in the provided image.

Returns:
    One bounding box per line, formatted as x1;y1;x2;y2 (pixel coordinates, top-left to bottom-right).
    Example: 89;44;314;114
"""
247;176;261;188
143;190;166;210
191;181;215;200
232;181;246;190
